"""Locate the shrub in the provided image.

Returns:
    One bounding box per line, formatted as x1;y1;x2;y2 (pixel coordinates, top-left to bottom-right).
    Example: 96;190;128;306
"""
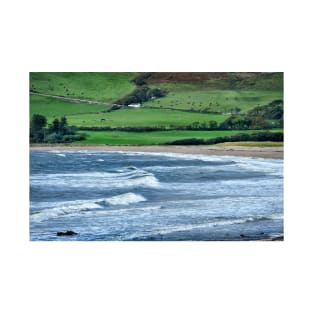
165;132;284;145
116;86;167;106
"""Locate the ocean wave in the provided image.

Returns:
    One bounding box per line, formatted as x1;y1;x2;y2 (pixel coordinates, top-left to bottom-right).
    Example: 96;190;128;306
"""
30;167;160;188
30;199;102;222
236;159;283;175
101;192;146;205
93;205;162;216
30;192;149;222
126;213;283;239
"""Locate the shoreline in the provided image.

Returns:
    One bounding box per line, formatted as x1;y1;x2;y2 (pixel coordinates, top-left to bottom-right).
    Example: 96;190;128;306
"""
30;144;283;159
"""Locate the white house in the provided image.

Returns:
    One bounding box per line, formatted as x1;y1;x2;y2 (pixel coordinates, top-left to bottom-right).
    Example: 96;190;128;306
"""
128;103;141;108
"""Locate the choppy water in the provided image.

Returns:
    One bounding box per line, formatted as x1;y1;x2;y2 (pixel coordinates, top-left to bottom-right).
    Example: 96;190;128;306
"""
30;150;283;241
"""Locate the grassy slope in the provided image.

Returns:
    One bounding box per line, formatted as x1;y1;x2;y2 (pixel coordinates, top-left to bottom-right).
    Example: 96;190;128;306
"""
30;95;110;120
144;73;283;113
144;89;283;113
30;72;139;126
77;129;283;145
30;72;137;102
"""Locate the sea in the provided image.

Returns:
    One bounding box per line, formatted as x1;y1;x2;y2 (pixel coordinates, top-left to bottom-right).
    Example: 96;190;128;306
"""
30;150;283;241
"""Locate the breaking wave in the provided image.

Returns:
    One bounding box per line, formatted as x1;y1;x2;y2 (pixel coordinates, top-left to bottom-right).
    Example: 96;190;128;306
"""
30;192;148;222
30;167;160;188
100;192;146;205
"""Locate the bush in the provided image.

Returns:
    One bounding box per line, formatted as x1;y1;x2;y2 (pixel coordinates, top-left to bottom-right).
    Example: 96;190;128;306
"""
45;132;63;143
165;132;284;145
116;86;167;106
247;100;283;119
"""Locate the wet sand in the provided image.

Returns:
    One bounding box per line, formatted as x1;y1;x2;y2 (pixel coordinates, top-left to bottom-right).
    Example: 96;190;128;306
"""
30;144;283;159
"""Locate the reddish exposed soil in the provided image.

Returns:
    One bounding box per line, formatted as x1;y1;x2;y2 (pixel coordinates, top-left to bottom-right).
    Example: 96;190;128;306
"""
146;72;265;84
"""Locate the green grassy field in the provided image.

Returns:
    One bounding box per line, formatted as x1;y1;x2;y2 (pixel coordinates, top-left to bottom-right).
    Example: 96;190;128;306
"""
30;95;110;120
66;108;228;127
76;129;283;145
144;89;283;113
30;72;137;102
144;73;283;113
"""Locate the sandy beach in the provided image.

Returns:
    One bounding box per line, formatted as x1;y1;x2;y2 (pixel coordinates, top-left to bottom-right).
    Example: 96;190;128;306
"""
30;144;283;159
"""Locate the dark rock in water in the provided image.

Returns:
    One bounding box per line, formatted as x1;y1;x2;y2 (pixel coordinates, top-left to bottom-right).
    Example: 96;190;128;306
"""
259;232;265;235
57;230;78;236
240;234;246;238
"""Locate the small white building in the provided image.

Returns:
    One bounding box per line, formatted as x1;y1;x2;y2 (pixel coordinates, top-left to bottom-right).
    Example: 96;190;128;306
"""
128;103;141;108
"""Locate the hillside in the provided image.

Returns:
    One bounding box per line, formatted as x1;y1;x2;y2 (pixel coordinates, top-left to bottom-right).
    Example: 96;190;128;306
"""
143;72;283;113
29;72;283;145
30;72;137;102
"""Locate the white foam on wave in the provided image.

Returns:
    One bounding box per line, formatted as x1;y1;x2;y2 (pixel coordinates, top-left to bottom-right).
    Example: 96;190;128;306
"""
30;167;160;188
47;150;63;153
97;159;104;162
104;192;146;205
126;213;284;239
110;150;230;162
30;192;149;222
236;158;283;175
57;153;66;157
92;205;162;216
30;199;102;222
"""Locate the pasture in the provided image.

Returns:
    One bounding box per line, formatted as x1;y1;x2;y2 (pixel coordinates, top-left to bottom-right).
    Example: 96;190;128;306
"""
30;72;137;102
76;129;283;145
144;89;283;113
66;108;228;128
30;95;110;120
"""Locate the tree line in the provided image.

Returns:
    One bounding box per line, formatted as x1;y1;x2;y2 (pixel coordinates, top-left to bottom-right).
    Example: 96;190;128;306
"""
165;131;284;145
30;114;86;143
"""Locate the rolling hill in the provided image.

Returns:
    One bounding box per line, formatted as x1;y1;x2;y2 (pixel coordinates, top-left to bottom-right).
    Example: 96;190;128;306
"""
29;72;283;145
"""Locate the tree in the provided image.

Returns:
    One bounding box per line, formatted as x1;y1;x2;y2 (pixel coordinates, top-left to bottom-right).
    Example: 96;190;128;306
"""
59;116;68;135
30;114;47;143
50;118;60;133
31;114;47;132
